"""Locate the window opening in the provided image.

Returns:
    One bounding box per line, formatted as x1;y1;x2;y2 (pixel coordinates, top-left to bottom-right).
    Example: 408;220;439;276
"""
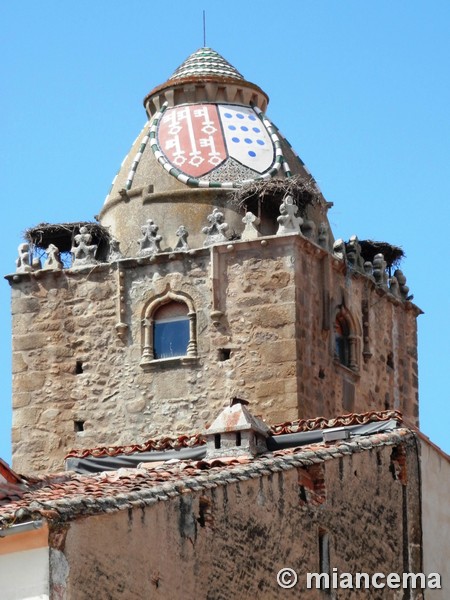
335;315;350;367
153;302;189;359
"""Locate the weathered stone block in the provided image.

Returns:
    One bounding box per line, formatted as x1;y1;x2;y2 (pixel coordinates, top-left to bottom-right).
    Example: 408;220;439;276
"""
13;333;49;351
12;352;28;374
261;340;296;363
13;372;46;392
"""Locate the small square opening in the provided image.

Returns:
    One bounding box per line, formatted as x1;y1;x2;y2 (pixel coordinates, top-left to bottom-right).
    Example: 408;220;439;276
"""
218;348;231;362
74;420;85;432
214;434;221;449
75;361;84;374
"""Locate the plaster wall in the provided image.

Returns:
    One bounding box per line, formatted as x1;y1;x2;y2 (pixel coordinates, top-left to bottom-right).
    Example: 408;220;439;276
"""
0;546;49;600
54;441;421;599
10;234;420;473
420;438;450;599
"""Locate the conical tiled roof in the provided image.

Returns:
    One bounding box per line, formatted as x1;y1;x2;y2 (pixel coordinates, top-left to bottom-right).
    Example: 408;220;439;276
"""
169;47;244;81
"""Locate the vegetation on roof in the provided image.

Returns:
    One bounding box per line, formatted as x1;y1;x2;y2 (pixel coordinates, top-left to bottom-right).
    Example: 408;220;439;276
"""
230;175;324;216
359;240;405;268
24;222;111;253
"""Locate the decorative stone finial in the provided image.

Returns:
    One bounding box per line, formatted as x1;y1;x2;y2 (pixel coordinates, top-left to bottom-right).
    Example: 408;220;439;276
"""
202;208;228;246
333;239;346;261
276;194;303;235
241;211;260;241
204;402;270;458
15;243;33;273
346;235;365;272
363;261;374;280
71;226;98;267
43;244;63;270
389;275;401;298
394;269;411;301
138;219;162;256
301;219;316;240
108;238;123;262
317;222;329;249
174;225;190;251
373;253;389;290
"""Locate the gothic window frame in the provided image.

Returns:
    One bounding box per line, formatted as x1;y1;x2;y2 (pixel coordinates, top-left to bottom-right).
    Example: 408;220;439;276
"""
140;290;198;369
333;305;360;372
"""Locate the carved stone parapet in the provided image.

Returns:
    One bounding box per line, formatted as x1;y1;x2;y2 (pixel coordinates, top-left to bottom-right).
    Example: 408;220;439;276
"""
317;222;329;249
43;244;63;270
346;235;365;273
71;226;98;267
373;253;389;290
203;208;228;246
333;239;346;261
174;225;190;251
389;276;401;299
138;219;162;256
276;195;303;235
301;219;316;240
15;243;34;273
241;212;260;241
363;261;374;280
108;239;123;262
394;269;411;301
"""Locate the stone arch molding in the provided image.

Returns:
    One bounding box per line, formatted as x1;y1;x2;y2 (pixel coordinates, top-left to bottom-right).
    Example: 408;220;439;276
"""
140;289;197;367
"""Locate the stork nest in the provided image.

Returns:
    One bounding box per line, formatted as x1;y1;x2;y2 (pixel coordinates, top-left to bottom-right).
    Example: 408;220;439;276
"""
359;240;404;268
230;175;323;216
24;222;111;253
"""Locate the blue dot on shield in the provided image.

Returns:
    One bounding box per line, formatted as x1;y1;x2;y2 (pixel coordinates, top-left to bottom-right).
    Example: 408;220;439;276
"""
236;113;244;119
228;125;236;130
248;151;256;157
232;137;240;143
257;139;265;145
248;115;257;121
244;138;252;144
253;127;260;133
241;126;249;131
224;113;232;118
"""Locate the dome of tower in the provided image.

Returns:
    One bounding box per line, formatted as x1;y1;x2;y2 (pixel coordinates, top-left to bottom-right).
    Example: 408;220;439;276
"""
99;48;326;254
168;47;245;81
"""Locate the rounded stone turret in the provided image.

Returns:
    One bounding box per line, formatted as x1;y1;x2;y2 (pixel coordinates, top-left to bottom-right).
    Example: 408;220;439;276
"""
99;47;327;254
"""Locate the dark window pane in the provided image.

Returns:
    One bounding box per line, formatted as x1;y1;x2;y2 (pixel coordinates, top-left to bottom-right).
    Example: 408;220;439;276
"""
154;319;189;359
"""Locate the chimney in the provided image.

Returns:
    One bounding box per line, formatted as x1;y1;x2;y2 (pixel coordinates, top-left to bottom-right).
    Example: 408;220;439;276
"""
204;401;270;458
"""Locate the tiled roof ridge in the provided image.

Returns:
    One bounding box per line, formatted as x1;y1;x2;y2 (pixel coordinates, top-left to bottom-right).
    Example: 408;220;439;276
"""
270;409;403;435
66;433;205;459
65;410;402;459
1;428;414;528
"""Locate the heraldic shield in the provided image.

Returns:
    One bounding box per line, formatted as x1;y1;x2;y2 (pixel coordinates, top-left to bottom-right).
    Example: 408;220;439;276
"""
157;104;275;179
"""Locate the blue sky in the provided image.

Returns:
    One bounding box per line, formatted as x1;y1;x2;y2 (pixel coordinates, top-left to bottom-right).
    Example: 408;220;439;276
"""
1;1;449;465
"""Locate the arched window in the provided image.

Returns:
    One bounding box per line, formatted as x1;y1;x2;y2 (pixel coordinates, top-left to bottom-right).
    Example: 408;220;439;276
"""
334;307;359;371
153;302;189;359
140;291;197;368
335;314;350;367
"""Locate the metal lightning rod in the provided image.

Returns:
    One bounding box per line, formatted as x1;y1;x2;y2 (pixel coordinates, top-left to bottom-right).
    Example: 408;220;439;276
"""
203;10;206;47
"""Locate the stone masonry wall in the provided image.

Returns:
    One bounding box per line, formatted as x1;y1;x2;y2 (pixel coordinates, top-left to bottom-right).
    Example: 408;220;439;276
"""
9;234;420;473
54;439;422;599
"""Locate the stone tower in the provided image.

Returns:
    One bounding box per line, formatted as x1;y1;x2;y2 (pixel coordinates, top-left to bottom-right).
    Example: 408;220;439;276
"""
7;48;421;473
